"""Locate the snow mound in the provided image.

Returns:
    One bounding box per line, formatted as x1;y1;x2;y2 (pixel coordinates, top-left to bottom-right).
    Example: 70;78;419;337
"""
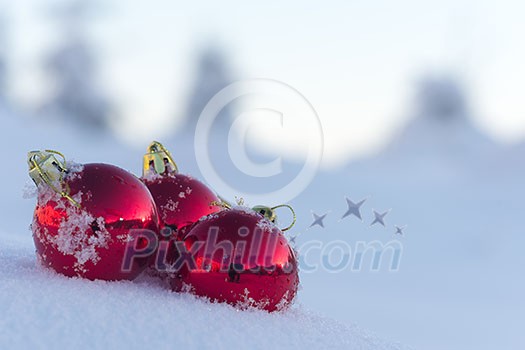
0;231;407;350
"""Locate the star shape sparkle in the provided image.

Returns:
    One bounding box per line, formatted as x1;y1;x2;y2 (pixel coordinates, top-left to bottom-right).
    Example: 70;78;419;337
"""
341;197;366;221
370;209;390;227
310;212;328;228
394;225;406;235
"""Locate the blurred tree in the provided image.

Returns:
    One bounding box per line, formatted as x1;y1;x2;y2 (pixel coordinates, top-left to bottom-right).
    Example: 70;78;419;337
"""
183;44;234;133
42;0;112;130
415;76;468;122
385;74;495;158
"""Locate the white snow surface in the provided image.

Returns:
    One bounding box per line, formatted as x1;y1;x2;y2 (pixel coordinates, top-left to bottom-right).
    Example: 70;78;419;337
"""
0;231;405;350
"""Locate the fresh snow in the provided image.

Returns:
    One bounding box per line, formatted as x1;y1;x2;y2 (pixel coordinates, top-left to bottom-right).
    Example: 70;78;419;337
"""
0;231;406;350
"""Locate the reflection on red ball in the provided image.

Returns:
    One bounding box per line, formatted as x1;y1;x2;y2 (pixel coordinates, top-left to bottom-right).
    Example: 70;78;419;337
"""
170;209;299;312
32;163;160;281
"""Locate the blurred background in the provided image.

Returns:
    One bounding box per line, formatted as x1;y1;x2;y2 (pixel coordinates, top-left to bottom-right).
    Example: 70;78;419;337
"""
1;1;524;349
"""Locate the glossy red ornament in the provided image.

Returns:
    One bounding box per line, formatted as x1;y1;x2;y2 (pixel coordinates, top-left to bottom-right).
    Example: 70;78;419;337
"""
169;208;299;312
29;151;160;281
141;141;221;238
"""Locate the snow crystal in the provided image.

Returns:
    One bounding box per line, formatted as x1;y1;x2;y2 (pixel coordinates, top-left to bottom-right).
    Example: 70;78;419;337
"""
198;213;220;222
35;182;62;206
231;205;260;218
83;190;93;201
234;288;270;311
178;191;186;199
180;282;196;294
275;290;292;311
65;159;84;175
51;209;111;268
32;214;49;246
142;169;163;182
160;199;179;221
22;181;38;199
163;199;179;212
116;234;132;243
256;217;276;232
53;190;83;210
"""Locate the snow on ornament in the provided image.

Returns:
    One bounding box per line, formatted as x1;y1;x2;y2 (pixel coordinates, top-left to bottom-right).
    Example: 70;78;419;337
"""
169;203;299;312
28;150;160;281
141;141;222;239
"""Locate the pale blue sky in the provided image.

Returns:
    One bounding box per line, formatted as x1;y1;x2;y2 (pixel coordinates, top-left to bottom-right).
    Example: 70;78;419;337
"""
4;0;525;166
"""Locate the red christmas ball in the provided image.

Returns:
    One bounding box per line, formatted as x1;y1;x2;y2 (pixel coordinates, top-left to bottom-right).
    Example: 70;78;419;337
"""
143;174;221;237
169;208;299;312
29;151;160;281
141;142;221;238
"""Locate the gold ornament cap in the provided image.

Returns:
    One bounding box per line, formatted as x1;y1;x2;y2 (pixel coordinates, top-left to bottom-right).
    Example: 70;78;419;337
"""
251;204;296;231
252;205;277;223
27;150;80;207
28;150;67;187
143;141;178;177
